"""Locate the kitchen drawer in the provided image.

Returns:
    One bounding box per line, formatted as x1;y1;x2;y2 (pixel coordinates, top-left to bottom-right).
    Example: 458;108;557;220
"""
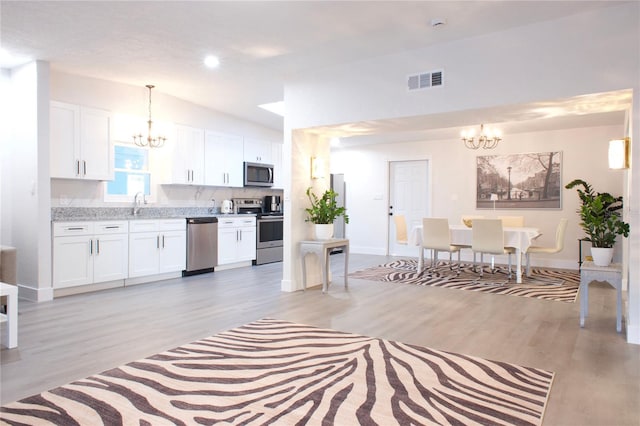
158;219;186;231
53;222;93;237
218;217;256;228
94;221;128;235
129;220;159;233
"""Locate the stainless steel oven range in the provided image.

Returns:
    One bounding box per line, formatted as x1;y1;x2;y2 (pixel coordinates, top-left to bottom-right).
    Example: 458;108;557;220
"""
233;198;283;265
255;213;283;265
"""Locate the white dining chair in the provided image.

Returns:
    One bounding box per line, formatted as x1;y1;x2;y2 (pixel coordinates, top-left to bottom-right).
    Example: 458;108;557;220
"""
525;218;568;277
421;218;464;273
472;219;515;280
498;215;525;227
393;215;408;245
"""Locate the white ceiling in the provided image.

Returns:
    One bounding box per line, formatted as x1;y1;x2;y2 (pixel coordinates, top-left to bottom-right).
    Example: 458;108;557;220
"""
0;1;631;139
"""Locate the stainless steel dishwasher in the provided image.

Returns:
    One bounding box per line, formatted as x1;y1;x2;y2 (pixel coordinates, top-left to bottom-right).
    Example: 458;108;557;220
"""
184;217;218;276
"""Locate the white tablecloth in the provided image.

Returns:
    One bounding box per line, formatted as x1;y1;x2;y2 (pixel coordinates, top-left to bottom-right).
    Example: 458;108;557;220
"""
410;224;541;283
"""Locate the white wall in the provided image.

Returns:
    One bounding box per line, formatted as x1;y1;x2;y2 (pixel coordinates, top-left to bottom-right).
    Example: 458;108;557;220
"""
282;3;640;343
0;69;12;247
331;124;624;269
3;61;53;301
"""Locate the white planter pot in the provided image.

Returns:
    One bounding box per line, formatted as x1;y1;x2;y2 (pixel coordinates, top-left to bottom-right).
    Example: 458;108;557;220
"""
591;247;614;267
314;224;334;240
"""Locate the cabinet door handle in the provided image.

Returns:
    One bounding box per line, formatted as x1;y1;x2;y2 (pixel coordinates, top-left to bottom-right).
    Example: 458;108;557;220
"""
96;239;100;254
83;160;87;176
105;226;119;229
89;239;93;255
157;235;160;249
76;160;80;176
162;235;165;248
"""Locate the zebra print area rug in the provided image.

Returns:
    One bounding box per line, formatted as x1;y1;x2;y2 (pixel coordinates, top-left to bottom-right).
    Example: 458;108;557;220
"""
349;259;580;303
1;319;553;425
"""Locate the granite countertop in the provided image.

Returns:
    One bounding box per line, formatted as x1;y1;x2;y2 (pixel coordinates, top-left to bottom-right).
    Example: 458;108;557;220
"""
51;207;252;222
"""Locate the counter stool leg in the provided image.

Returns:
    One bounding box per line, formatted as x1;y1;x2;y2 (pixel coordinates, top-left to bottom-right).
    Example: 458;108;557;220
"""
617;283;622;332
580;280;588;327
300;252;307;291
321;248;329;293
344;244;349;289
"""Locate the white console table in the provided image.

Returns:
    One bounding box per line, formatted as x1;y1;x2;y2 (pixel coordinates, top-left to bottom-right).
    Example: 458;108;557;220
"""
0;282;18;348
580;261;622;333
300;239;349;293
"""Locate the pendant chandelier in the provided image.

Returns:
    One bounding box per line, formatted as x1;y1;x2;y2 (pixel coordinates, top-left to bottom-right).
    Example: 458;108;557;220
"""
133;84;166;148
460;124;502;149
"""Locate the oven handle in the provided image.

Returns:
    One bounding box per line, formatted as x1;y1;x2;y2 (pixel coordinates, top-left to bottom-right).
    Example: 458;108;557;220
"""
257;216;283;222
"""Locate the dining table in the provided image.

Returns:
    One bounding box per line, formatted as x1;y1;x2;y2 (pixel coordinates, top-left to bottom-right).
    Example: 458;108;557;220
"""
409;224;542;284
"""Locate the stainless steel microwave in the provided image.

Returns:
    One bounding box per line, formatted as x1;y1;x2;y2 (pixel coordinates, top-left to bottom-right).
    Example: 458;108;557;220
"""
244;162;274;187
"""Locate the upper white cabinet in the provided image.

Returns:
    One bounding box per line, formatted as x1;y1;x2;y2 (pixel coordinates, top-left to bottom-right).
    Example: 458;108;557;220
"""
243;138;272;164
166;124;205;185
204;131;244;187
50;101;113;180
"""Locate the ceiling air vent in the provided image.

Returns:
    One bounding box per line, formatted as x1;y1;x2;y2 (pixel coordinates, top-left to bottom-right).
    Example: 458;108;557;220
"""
407;69;444;91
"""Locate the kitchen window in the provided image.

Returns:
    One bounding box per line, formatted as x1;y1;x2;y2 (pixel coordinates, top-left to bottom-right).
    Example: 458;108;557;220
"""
104;144;152;202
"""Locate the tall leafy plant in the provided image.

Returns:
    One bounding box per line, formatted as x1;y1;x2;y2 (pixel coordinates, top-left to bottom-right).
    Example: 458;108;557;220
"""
565;179;629;248
305;187;349;224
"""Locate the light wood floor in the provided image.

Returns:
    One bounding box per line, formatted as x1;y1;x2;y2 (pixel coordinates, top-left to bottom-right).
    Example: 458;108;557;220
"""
1;254;639;425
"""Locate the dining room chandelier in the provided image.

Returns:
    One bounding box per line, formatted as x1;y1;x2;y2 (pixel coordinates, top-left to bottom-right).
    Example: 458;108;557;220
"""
460;124;502;149
133;84;166;148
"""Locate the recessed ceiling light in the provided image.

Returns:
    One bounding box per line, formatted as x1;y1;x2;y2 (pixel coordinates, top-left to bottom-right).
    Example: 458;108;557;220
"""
258;101;284;117
204;55;220;68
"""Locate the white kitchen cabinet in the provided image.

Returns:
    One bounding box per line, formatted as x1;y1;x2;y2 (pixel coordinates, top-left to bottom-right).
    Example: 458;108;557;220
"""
204;131;244;187
53;221;128;289
272;142;283;188
217;216;256;265
243;137;272;164
50;101;113;180
128;219;186;278
167;124;205;185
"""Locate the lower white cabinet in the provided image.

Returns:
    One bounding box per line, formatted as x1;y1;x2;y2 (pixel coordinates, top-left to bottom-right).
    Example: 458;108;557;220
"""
53;221;129;289
128;219;186;278
218;216;256;265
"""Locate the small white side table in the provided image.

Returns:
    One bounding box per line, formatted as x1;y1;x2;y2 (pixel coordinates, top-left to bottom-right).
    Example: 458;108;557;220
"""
300;239;349;293
580;261;622;333
0;282;18;348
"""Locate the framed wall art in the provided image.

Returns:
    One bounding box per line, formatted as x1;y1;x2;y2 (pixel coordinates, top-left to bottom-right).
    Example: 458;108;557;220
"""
476;151;562;209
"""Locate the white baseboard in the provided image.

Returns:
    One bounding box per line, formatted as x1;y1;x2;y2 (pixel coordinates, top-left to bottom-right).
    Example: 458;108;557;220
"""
626;322;640;345
214;261;252;271
17;284;53;302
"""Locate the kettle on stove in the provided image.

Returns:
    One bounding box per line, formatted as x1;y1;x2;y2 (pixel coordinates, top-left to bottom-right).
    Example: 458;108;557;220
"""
221;199;233;214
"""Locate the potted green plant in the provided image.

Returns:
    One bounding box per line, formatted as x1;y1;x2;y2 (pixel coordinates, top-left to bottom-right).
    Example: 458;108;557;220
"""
565;179;630;266
305;187;349;239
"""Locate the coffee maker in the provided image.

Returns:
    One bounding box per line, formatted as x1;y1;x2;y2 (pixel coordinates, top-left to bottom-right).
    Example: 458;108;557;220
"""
264;195;281;213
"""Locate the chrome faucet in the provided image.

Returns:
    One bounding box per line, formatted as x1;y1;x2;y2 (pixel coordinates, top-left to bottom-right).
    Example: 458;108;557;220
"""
133;192;143;216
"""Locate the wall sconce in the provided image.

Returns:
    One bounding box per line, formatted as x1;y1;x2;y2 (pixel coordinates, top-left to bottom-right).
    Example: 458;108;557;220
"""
608;137;630;169
311;156;325;179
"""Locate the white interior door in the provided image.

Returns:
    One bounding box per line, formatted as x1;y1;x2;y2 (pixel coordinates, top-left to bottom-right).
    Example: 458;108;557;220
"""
389;160;429;256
